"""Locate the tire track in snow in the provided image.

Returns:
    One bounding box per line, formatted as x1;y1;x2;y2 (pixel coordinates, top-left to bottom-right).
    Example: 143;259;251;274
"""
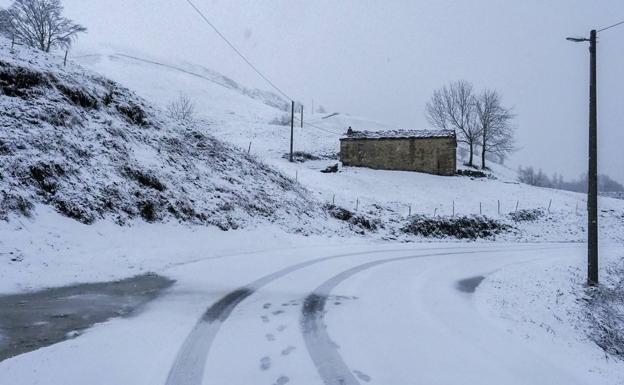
300;246;565;385
165;247;455;385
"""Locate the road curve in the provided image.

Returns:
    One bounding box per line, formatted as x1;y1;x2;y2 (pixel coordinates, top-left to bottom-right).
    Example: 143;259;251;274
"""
165;247;444;385
300;246;562;385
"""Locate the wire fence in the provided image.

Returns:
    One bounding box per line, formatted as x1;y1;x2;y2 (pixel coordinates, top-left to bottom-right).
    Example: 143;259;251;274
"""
323;193;587;219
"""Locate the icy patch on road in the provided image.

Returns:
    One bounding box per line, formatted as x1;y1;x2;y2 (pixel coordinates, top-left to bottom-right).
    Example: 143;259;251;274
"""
0;273;173;361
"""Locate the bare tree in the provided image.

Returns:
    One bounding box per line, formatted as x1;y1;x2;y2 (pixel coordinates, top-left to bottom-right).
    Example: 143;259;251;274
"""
4;0;86;52
167;94;196;124
426;80;481;167
474;89;515;169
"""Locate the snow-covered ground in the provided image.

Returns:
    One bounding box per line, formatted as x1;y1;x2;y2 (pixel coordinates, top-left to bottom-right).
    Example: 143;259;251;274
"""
1;242;623;384
73;49;624;243
1;42;624;385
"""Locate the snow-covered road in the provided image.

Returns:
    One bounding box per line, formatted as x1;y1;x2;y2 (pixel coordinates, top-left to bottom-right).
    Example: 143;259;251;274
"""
1;243;622;385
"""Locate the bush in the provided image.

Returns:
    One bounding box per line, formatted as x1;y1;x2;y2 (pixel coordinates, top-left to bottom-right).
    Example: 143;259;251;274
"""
456;169;488;178
508;208;544;222
269;114;291;126
281;151;320;163
166;94;195;124
402;215;511;239
582;260;624;359
325;204;379;231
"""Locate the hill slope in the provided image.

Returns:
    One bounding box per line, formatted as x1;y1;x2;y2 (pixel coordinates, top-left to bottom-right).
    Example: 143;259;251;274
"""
73;49;624;243
0;40;323;231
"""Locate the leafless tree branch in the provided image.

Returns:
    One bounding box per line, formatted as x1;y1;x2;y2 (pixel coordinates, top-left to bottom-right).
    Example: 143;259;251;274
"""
426;80;481;167
2;0;86;52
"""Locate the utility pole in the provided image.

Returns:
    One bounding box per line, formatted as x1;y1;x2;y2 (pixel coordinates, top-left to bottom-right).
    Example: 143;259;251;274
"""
566;29;599;285
300;105;304;128
588;29;598;285
289;101;294;162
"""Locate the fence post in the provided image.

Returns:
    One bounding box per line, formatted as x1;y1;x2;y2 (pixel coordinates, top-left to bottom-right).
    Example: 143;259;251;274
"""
408;204;412;217
295;170;298;182
479;202;482;215
515;200;519;213
452;201;455;217
497;200;500;216
548;199;552;213
64;48;69;67
355;198;359;211
434;208;438;217
332;194;335;205
247;141;252;154
289;101;294;162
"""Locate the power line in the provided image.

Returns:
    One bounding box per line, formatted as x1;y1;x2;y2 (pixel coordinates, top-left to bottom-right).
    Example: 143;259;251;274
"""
184;0;293;101
598;20;624;33
184;0;343;136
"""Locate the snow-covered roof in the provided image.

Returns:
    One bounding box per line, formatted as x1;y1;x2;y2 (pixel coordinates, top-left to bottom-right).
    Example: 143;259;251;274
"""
341;129;455;140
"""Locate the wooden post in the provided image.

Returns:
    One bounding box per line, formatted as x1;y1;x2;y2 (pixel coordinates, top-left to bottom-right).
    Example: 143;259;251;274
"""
497;200;501;216
289;101;294;162
515;200;519;213
452;201;455;217
548;199;552;213
11;35;15;50
332;194;335;205
408;205;412;217
479;202;482;215
295;170;298;182
300;105;304;128
64;48;69;67
247;141;252;154
355;198;359;211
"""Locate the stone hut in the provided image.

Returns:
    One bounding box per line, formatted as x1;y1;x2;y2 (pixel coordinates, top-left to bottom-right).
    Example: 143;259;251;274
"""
339;129;457;176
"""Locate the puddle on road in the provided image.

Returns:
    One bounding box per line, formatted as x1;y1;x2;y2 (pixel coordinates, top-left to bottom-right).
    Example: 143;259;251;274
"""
0;273;174;362
455;276;485;293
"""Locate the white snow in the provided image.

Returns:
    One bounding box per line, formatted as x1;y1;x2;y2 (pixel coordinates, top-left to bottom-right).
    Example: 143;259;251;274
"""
1;40;623;385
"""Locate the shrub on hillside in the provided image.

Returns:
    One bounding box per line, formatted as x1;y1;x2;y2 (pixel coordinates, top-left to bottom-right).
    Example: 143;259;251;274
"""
508;208;544;222
582;260;624;359
281;151;320;163
269;114;290;126
325;204;379;232
456;169;488;178
402;215;511;239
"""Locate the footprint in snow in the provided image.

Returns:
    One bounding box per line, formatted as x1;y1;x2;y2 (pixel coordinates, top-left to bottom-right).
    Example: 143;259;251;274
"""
260;356;271;371
273;375;289;385
281;346;296;356
265;333;275;342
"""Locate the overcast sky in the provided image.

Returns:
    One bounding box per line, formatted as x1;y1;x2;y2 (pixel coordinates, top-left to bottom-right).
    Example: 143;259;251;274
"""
4;0;622;183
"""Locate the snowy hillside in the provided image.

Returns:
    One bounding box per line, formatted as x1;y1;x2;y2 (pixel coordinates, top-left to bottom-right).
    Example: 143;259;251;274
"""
0;39;325;231
73;49;624;243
